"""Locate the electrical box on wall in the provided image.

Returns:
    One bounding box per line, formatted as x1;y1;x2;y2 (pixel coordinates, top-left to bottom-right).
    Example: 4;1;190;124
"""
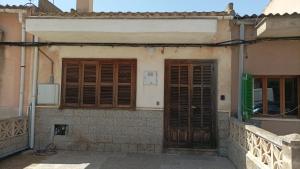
143;71;158;85
37;84;59;104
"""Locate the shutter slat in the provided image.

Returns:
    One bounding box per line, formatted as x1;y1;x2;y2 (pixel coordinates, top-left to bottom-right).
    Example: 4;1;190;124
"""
117;63;133;106
117;85;131;105
101;64;114;83
100;86;113;105
65;84;79;104
66;64;80;83
118;64;131;83
180;65;188;85
99;63;114;106
64;63;80;106
170;65;179;84
84;64;97;83
82;64;97;105
82;85;96;105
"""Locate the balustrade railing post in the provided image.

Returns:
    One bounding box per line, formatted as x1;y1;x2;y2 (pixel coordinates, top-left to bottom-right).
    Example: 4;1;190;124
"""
282;134;300;169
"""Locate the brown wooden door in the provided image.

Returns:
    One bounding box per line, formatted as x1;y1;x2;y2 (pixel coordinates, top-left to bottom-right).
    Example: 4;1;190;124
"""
165;60;216;149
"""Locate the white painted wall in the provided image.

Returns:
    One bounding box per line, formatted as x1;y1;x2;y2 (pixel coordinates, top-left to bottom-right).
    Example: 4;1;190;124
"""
26;19;217;33
264;0;300;14
26;19;218;43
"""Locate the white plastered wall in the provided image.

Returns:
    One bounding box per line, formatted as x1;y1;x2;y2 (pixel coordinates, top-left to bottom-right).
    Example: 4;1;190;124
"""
47;46;232;112
264;0;300;15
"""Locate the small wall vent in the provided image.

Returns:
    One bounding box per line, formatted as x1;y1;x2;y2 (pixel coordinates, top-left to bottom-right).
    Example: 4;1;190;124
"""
54;124;68;136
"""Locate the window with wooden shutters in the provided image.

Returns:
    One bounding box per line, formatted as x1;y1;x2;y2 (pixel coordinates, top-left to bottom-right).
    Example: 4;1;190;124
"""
252;75;300;118
62;59;136;108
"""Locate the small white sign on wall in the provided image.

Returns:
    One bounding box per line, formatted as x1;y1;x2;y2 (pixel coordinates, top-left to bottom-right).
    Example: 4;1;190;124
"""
143;71;158;85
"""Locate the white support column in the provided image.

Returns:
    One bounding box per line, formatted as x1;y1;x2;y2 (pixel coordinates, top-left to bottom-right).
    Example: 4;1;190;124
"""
237;23;245;121
29;36;39;149
18;12;26;117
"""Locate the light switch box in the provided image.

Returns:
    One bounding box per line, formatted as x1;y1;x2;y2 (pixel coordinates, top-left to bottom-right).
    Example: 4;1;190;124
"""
37;84;59;104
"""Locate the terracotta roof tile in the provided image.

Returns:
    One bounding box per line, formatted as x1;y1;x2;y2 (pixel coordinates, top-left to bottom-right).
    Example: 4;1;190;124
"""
34;11;232;18
0;4;29;9
236;12;300;19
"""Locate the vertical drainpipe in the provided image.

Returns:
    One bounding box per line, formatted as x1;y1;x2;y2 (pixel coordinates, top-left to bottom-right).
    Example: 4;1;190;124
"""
29;36;39;149
237;23;245;121
18;12;25;117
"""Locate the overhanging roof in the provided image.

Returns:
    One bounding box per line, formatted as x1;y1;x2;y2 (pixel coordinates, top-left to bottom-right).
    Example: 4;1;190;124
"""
26;18;219;43
256;15;300;37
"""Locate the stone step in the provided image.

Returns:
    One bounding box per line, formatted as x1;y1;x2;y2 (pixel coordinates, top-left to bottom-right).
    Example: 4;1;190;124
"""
164;148;218;156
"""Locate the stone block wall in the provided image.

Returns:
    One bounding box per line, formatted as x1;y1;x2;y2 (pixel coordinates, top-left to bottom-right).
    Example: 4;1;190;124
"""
217;111;230;156
228;138;247;169
0;135;28;158
35;108;163;153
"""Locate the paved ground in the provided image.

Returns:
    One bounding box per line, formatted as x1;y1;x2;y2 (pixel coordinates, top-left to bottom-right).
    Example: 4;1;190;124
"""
0;150;235;169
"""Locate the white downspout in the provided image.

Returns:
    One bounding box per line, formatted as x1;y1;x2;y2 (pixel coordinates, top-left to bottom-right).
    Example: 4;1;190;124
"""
237;23;245;121
18;12;26;117
29;36;39;149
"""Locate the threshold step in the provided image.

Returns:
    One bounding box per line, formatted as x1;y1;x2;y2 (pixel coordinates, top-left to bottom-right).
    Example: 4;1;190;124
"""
164;148;218;156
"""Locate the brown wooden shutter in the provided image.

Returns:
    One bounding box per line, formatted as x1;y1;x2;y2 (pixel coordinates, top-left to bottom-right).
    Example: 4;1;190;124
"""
191;64;213;147
165;60;216;148
82;62;98;106
99;63;114;107
63;62;81;107
168;64;190;144
169;65;180;130
116;63;133;107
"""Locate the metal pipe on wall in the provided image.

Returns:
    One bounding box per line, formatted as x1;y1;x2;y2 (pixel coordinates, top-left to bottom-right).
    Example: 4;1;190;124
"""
39;49;54;83
18;12;26;117
29;36;39;149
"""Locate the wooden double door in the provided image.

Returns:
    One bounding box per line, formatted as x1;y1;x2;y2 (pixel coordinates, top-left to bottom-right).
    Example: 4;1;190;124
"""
164;60;216;149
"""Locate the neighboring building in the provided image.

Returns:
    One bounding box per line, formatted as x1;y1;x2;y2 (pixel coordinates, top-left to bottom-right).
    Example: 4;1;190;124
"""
0;0;299;159
264;0;300;14
0;1;62;119
231;12;300;135
0;5;34;119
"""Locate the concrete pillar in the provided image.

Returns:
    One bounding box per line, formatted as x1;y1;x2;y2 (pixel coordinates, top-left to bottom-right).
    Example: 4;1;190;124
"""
282;134;300;169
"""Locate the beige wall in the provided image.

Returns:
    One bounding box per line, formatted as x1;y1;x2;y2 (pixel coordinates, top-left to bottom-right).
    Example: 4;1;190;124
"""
264;0;300;15
36;20;232;113
41;46;231;112
0;13;21;118
0;12;33;119
231;24;300;114
245;41;300;75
